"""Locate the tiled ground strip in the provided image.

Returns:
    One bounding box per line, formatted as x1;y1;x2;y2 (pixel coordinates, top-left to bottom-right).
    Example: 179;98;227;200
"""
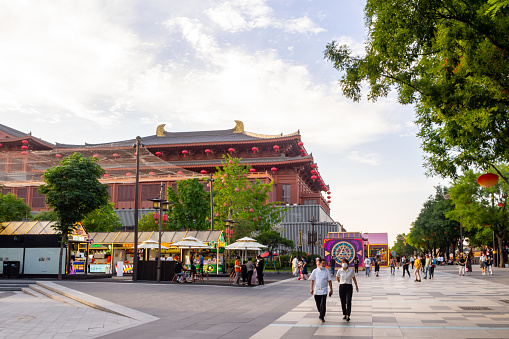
251;269;509;338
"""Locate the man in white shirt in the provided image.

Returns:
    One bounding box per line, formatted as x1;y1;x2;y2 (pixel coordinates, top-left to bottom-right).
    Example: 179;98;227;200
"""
309;258;333;322
363;257;371;276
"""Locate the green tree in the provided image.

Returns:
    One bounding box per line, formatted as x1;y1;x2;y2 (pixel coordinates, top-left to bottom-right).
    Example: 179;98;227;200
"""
32;210;58;221
38;153;109;280
324;0;509;183
0;193;31;222
166;178;210;231
391;233;418;257
255;230;294;257
408;186;460;257
81;203;123;233
213;156;285;238
447;168;509;266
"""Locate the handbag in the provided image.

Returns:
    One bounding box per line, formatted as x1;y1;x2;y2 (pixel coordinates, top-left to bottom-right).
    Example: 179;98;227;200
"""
465;267;469;272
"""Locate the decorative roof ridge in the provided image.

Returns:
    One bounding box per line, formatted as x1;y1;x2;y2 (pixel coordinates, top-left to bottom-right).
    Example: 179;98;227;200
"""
242;130;300;139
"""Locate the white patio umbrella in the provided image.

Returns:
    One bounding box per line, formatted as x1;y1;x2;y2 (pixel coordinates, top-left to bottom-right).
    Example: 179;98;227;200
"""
138;239;169;249
226;237;267;261
171;236;210;265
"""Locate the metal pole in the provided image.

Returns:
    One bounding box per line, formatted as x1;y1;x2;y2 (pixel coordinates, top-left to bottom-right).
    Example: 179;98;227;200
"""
209;173;214;231
459;221;463;254
311;216;315;257
133;136;141;282
157;183;164;283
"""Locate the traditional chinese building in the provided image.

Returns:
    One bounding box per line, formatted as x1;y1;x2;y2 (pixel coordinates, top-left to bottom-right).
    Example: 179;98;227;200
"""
0;121;340;253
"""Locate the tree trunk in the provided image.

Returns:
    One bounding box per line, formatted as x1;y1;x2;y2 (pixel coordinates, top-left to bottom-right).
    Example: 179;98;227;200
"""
497;235;504;268
58;234;65;280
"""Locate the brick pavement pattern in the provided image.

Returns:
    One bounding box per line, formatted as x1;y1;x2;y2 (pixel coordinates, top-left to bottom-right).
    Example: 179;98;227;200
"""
252;266;509;338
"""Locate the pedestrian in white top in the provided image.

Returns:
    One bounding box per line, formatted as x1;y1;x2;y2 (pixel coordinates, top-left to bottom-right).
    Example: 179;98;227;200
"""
363;257;371;276
336;258;359;322
309;258;333;322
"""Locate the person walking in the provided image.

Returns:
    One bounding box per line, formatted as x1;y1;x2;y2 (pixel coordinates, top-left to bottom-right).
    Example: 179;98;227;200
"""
301;256;309;280
309;258;333;323
292;256;299;277
458;255;466;276
374;255;381;277
246;258;255;285
466;253;473;276
336;258;359;322
486;254;493;275
234;256;242;285
402;255;410;277
414;256;422;282
429;255;436;279
423;254;431;279
480;253;486;275
329;258;336;276
353;256;360;274
256;255;264;286
363;256;371;277
389;257;395;275
410;255;415;269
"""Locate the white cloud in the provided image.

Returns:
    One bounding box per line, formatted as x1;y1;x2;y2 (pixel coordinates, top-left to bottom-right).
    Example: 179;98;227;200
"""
333;35;365;56
347;151;381;166
205;0;324;34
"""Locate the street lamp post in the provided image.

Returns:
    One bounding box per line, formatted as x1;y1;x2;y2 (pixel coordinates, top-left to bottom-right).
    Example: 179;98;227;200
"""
149;183;170;283
132;136;142;282
308;216;317;256
477;173;499;266
207;173;214;231
223;209;235;273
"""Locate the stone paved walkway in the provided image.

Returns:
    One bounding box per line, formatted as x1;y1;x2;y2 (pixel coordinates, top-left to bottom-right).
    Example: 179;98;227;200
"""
251;266;509;338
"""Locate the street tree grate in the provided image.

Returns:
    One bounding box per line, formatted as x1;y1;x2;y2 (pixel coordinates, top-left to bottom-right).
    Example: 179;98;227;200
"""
459;306;492;310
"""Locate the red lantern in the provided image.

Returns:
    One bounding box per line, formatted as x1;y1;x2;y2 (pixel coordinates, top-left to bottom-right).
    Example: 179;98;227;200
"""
311;164;317;169
155;221;158;225
177;171;183;175
205;149;211;156
93;154;99;157
249;168;256;173
21;151;28;155
327;191;331;195
273;145;279;152
298;141;304;147
21;145;28;150
182;150;188;157
163;214;168;222
200;170;207;174
327;200;331;203
253;217;257;221
252;147;258;153
154;213;159;220
112;153;118;159
126;172;132;176
477;173;499;188
163;222;167;226
55;154;61;158
327;196;331;199
311;170;317;174
149;172;155;176
271;167;277;174
228;148;235;154
104;173;109;177
155;151;162;157
311;175;317;182
0;143;2;147
249;208;254;213
299;148;305;153
22;140;28;144
498;203;504;207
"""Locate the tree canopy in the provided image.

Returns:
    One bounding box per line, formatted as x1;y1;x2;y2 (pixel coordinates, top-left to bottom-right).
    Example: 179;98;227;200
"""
255;230;294;255
213;156;285;238
0;193;31;223
80;203;123;233
324;0;509;182
38;153;109;279
166;178;210;231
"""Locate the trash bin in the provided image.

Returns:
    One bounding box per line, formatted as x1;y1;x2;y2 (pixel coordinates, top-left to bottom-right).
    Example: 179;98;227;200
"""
10;261;20;279
2;261;11;278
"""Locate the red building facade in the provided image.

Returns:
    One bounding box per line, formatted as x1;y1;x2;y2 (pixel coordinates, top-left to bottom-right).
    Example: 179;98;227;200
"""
0;121;331;213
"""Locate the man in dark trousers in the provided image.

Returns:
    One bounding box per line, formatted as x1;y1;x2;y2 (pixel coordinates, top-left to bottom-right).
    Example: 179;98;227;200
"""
309;258;333;322
256;255;264;286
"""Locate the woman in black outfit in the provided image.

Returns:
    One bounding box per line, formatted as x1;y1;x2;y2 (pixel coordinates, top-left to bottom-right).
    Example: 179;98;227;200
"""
256;255;264;285
353;256;359;274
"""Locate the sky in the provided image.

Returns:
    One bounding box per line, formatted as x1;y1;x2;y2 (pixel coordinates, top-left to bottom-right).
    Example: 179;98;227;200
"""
0;0;446;245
